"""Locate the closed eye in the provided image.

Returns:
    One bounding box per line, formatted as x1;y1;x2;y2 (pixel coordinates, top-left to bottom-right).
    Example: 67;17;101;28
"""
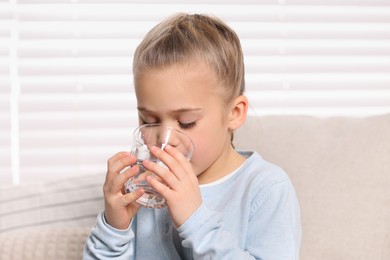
139;114;159;124
178;121;197;129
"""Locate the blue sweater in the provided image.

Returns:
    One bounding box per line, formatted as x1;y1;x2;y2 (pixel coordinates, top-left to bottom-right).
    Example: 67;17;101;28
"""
84;151;301;259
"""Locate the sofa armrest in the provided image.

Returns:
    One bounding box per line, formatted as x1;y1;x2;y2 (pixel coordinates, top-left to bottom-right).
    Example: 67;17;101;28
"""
0;227;91;260
0;174;105;260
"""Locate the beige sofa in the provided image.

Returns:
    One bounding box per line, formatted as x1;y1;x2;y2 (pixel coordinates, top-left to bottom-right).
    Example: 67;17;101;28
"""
1;114;389;260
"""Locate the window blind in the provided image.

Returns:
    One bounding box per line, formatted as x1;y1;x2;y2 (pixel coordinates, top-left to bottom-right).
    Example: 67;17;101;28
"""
0;2;12;183
1;1;390;184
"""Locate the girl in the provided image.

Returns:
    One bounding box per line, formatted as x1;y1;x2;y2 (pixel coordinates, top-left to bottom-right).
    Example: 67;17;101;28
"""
84;13;301;259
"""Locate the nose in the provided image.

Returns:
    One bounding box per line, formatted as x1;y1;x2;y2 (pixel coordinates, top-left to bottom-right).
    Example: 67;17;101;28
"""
138;124;193;157
140;125;177;148
157;127;180;148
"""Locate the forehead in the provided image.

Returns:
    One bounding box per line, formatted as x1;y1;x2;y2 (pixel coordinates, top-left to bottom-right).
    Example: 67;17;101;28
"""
134;62;223;111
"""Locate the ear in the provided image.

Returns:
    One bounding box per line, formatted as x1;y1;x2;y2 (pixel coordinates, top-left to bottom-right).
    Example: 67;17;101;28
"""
228;95;248;131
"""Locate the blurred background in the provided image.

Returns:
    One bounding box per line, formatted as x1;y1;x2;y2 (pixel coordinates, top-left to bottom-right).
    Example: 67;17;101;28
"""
1;0;390;184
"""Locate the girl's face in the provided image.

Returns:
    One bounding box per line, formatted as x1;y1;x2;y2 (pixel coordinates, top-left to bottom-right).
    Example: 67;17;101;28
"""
134;61;235;183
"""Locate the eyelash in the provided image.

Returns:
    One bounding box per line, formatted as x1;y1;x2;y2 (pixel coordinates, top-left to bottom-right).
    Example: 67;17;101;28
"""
178;121;197;130
140;119;197;130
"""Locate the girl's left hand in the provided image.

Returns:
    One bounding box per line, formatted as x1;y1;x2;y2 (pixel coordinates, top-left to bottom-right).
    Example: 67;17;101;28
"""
143;145;202;227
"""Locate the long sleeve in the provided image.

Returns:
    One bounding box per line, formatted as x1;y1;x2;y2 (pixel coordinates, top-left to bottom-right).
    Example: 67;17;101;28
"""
178;203;254;259
83;211;135;260
178;178;301;260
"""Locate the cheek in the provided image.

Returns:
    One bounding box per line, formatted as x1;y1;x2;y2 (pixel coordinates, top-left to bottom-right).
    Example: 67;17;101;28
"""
188;128;226;176
188;135;208;175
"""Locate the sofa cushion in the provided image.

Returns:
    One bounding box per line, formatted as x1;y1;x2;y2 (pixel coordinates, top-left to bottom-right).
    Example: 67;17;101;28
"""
235;113;390;260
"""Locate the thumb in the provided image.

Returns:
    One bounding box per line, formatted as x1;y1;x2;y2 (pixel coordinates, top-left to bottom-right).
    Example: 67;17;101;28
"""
122;188;144;206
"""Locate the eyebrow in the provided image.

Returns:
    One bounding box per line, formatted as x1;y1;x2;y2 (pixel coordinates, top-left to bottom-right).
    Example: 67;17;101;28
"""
137;107;203;113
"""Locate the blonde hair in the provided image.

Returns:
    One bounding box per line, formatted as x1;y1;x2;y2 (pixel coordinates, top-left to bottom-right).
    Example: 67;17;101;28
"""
133;13;245;104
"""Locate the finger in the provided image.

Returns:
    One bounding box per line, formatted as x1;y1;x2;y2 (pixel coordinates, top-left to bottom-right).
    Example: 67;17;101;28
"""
165;145;194;179
104;164;139;196
143;159;179;189
107;151;130;165
106;152;137;180
112;164;140;192
164;144;190;165
121;188;144;207
155;145;190;181
146;175;172;199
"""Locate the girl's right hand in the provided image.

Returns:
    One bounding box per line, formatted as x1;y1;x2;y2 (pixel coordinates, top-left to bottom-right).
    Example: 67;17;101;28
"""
103;151;145;230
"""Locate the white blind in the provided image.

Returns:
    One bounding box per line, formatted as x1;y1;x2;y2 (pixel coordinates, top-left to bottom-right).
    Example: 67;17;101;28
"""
0;1;12;183
1;1;390;184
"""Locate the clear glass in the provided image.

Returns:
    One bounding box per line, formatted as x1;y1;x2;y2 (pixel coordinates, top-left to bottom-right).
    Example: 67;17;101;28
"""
124;124;195;208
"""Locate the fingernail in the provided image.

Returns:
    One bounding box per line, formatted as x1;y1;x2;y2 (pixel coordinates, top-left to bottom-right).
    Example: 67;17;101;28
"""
131;164;139;172
150;146;159;152
135;188;144;196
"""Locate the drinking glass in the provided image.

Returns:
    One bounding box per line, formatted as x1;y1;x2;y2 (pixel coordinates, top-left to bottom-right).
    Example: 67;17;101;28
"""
124;124;194;208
